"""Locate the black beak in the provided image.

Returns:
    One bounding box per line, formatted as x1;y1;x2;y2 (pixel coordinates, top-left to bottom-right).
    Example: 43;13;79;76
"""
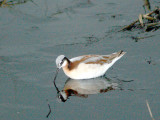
53;68;67;102
53;68;60;93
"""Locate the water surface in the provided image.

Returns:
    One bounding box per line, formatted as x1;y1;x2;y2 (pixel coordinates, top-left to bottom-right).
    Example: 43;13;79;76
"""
0;0;160;120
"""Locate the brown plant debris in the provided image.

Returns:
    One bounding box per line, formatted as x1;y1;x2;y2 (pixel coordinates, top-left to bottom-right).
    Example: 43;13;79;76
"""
0;0;35;7
120;7;160;32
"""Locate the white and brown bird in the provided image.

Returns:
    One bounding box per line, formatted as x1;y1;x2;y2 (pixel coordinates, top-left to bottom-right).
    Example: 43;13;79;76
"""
55;50;126;80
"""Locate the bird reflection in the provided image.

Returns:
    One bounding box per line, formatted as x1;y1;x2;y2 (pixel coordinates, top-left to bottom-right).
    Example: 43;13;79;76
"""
55;77;118;102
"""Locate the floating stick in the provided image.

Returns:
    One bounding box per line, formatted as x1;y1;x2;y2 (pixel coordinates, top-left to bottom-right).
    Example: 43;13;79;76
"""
146;100;155;120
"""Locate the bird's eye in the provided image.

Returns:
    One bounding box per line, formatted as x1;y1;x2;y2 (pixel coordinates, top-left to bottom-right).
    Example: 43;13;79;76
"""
60;61;63;65
60;58;66;66
59;61;63;66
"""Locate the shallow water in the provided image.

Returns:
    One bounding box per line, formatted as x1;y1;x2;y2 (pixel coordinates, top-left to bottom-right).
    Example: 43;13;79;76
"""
0;0;160;120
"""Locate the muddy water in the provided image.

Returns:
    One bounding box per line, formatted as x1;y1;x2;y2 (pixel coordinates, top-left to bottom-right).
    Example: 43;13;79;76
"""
0;0;160;120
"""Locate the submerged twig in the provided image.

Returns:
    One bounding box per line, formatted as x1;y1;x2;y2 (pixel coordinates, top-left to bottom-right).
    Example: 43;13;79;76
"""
131;35;154;42
46;99;52;118
146;100;155;120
